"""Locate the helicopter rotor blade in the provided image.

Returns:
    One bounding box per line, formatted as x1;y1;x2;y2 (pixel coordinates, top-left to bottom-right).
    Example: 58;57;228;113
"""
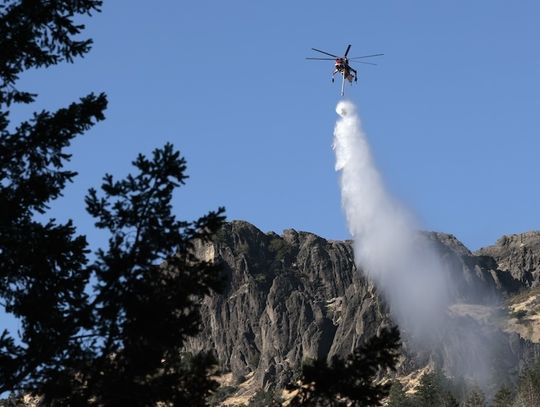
349;53;384;59
344;44;352;57
350;61;377;66
311;48;339;58
306;57;336;60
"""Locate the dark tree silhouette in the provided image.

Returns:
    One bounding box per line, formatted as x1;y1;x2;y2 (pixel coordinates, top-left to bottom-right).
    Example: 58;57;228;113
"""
387;380;414;407
514;360;540;407
0;0;103;106
491;385;513;407
441;391;460;407
413;369;461;407
0;1;225;405
0;0;106;397
287;326;401;406
463;388;487;407
414;371;443;407
76;144;225;406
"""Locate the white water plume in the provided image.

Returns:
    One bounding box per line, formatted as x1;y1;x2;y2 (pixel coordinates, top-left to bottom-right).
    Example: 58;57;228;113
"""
334;100;450;332
333;100;504;388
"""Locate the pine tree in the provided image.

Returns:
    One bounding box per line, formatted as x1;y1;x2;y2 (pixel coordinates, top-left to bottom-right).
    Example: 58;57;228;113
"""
0;1;226;405
491;385;513;407
287;326;401;407
387;380;413;407
464;388;487;407
441;390;460;407
413;369;460;407
75;144;225;406
0;0;106;397
414;371;443;407
514;360;540;407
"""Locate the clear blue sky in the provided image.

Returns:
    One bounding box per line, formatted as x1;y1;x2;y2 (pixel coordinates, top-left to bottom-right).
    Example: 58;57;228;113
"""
14;0;540;251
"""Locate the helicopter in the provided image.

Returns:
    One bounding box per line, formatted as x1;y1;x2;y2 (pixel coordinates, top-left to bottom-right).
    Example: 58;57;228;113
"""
306;44;383;96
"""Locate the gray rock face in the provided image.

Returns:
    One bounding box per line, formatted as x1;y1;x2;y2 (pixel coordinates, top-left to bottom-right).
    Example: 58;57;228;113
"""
190;221;389;389
476;232;540;287
189;221;539;390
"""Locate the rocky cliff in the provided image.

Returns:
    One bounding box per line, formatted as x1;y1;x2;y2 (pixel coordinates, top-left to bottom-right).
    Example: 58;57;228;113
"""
189;221;540;401
476;232;540;288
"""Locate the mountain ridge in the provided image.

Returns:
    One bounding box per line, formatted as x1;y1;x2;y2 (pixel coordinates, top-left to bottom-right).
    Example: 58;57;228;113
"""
190;220;540;403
